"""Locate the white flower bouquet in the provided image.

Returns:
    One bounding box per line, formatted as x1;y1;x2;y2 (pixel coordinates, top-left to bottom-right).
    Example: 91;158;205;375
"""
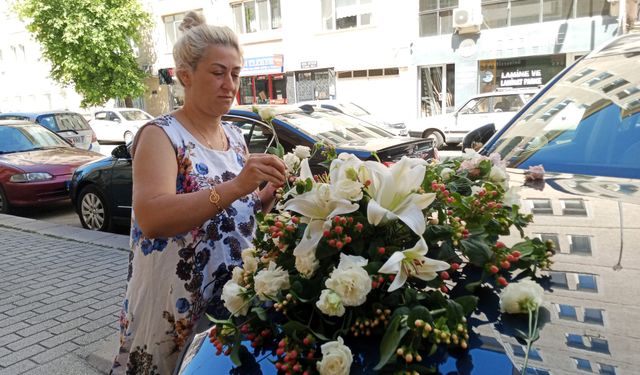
211;145;554;374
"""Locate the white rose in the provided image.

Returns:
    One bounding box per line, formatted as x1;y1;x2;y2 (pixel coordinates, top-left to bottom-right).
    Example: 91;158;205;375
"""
325;257;371;306
283;152;301;172
253;262;290;301
241;248;259;273
332;179;363;201
500;278;545;314
316;337;353;375
489;165;508;183
316;289;345;317
295;247;320;278
258;107;276;122
294;145;311;159
440;167;454;181
231;266;244;284
221;281;249;316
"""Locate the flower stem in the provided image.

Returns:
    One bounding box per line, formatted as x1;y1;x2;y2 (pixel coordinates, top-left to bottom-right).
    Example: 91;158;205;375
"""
522;307;539;374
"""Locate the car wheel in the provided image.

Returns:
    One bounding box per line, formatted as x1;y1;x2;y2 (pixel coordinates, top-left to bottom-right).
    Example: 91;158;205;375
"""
123;131;134;144
78;185;111;231
0;186;9;214
422;130;444;148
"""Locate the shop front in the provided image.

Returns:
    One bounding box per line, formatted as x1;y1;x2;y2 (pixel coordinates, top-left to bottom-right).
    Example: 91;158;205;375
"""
478;54;566;93
238;54;287;105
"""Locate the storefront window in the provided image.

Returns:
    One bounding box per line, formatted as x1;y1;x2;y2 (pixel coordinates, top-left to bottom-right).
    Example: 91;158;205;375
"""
478;55;565;92
272;75;287;104
295;69;336;101
238;75;288;105
239;77;254;105
511;0;541;26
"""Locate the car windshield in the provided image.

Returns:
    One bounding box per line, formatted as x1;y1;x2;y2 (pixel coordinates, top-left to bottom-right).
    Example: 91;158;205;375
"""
0;124;70;154
120;110;153;121
54;113;91;131
488;51;640;179
276;110;391;144
335;102;370;117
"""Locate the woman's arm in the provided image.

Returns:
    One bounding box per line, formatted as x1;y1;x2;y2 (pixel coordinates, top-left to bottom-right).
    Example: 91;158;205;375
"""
132;126;286;238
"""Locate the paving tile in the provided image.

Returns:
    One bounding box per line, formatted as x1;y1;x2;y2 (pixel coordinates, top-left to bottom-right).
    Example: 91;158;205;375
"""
0;359;37;375
0;344;45;367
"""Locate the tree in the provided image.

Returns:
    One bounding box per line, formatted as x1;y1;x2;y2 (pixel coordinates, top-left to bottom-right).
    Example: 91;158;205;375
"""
15;0;152;107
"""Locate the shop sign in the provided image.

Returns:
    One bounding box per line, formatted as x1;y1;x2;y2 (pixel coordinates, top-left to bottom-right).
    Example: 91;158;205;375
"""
242;54;284;76
499;69;543;88
300;60;318;69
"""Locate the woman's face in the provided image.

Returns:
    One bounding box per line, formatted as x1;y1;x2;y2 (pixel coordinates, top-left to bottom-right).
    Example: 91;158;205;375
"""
183;44;242;116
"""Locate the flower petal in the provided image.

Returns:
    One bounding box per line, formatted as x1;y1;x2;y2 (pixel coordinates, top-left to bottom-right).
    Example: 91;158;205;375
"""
378;251;405;274
366;198;387;226
395;204;427;236
387;269;408;292
292;220;326;257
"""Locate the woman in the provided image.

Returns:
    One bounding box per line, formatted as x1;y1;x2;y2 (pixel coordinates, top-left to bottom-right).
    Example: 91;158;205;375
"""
111;12;286;375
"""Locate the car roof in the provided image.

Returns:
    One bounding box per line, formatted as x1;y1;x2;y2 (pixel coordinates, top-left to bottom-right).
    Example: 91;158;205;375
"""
0;110;83;120
0;120;36;126
228;105;319;118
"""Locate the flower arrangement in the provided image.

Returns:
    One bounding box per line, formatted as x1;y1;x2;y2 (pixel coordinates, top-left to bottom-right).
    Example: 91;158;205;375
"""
210;140;553;374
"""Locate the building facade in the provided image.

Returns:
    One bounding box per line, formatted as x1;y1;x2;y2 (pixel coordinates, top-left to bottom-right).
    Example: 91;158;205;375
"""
0;0;626;122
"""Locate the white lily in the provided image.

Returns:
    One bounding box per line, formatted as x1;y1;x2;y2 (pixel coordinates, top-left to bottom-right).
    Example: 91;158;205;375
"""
378;238;450;292
284;175;359;275
365;157;436;236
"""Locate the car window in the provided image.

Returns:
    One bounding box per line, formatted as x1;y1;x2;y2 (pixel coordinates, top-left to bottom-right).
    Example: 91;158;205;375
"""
459;97;491;114
224;118;274;154
0;125;70;153
56;113;91;131
36;114;59;132
493;94;527;112
0;115;30;121
108;112;120;122
95;112;107;120
489;52;640;179
119;110;153;121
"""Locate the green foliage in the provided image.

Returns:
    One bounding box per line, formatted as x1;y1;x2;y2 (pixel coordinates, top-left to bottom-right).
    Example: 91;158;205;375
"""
15;0;152;107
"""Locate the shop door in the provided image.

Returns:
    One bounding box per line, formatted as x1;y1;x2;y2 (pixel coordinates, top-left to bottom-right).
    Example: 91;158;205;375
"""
420;65;455;117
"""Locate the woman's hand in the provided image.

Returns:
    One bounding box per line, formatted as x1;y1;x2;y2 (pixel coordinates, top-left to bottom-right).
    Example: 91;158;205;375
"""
234;154;286;196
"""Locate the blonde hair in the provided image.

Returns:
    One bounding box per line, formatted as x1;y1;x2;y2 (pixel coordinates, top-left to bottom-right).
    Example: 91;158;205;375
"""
173;11;242;85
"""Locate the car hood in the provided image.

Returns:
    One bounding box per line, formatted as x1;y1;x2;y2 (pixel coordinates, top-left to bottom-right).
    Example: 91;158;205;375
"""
0;148;104;176
407;114;456;130
480;168;640;372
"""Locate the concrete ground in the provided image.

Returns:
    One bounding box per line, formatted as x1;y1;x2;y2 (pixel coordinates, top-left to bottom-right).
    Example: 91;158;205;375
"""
0;214;129;375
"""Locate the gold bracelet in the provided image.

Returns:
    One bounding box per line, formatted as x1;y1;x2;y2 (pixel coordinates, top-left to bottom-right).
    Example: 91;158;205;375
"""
208;186;223;212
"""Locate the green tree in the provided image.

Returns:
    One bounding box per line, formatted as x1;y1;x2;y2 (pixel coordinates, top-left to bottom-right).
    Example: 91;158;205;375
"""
15;0;152;107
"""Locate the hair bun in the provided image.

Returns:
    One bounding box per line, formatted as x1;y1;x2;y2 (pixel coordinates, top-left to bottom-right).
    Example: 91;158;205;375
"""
179;11;206;32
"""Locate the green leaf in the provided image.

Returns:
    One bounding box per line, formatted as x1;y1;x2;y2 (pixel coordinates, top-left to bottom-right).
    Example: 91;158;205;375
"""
253;307;267;321
229;330;242;365
453;295;478;315
461;238;492;266
407;305;434;327
374;314;409;370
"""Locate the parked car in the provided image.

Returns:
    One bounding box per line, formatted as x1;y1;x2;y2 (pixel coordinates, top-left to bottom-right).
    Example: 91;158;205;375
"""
176;33;640;375
0;120;103;213
407;89;537;148
297;99;409;136
0;110;101;152
70;105;435;231
89;108;154;143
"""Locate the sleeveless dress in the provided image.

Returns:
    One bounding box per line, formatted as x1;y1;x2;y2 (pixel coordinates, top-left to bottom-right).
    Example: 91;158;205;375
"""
111;115;261;375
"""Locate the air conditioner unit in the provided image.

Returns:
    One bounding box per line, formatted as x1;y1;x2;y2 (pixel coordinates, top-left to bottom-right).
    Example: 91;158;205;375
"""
452;7;483;34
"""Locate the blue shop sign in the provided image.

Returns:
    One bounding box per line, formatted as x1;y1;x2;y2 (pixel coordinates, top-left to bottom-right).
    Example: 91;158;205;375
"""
241;54;284;76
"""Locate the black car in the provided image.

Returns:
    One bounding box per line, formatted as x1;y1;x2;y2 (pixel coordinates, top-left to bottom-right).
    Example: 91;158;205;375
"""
70;106;435;231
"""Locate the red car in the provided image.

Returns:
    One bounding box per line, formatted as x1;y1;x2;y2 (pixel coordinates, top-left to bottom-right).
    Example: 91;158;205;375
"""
0;120;103;213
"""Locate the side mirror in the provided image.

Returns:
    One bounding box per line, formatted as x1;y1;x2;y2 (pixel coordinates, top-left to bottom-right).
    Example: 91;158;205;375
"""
462;123;496;152
111;144;131;159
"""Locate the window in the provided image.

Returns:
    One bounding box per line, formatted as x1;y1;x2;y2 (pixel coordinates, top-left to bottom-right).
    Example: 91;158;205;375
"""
530;199;553;215
566;333;585;348
598;363;616;375
569;235;591;254
543;0;573;22
583;308;604;325
231;0;281;34
419;0;458;36
226;118;274;154
577;274;597;292
574;357;592;371
562;199;587;216
512;345;543;361
163;12;186;49
558;304;577;320
590;338;609;353
482;0;509;29
322;0;373;31
550;271;568;289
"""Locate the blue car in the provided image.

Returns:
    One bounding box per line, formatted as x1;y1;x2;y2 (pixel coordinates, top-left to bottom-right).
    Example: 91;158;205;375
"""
69;105;435;231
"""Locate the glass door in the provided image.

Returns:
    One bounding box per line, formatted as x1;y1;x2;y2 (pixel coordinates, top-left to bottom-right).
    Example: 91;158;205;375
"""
420;64;455;117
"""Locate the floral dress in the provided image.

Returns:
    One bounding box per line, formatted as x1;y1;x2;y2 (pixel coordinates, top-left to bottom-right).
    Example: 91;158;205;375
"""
111;115;261;375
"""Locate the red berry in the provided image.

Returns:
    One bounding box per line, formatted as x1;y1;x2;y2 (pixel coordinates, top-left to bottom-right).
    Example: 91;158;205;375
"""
371;281;378;288
291;216;300;224
328;239;336;247
512;250;521;258
303;337;311;346
334;226;343;234
500;260;511;269
442;190;450;197
489;265;499;274
270;226;278;233
506;254;515;262
278;339;286;348
289;350;298;359
440;271;450;280
355;223;364;231
323;230;330;237
495;241;506;249
286;225;295;232
336;241;344;250
333;216;341;223
377;247;385;254
450;262;460;271
276;348;285;356
261;329;270;337
388;274;395;282
275;221;284;228
446;197;454;203
440;285;449;293
497;276;508;286
344;236;352;244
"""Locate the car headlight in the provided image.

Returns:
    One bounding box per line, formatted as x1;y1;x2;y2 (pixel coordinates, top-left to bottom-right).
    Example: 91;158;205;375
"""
9;172;54;182
388;123;406;129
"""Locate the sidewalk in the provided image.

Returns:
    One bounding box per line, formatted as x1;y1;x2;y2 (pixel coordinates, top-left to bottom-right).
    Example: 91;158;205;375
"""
0;214;129;375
